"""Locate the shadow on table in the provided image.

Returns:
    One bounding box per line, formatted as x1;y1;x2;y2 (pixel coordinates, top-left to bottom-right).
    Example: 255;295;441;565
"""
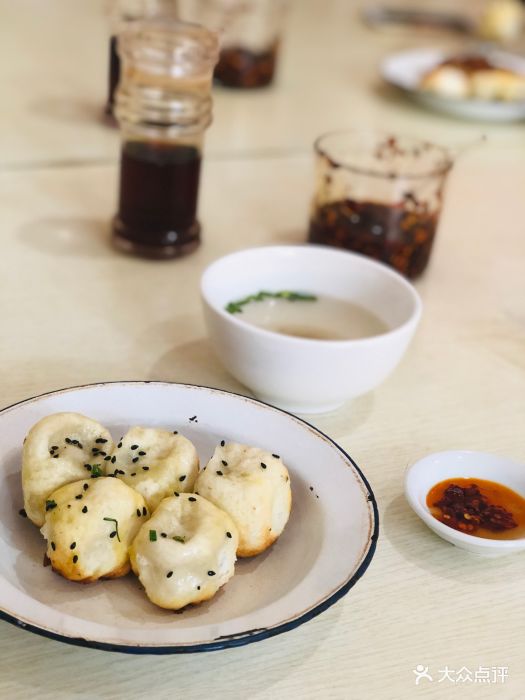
147;328;374;427
28;96;110;128
311;392;374;438
148;336;250;396
18;217;113;259
383;493;522;584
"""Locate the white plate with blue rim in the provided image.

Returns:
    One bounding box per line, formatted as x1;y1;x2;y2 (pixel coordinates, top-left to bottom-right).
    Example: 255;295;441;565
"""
381;47;525;122
0;381;378;654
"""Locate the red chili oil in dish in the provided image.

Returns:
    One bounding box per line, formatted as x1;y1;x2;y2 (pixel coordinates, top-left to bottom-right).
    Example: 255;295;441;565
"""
427;478;525;540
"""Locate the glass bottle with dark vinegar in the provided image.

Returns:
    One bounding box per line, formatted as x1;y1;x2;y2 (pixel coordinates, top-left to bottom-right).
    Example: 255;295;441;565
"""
112;18;218;258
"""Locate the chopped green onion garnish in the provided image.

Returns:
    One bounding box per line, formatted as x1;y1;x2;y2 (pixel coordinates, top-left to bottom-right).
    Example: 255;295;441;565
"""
91;464;103;478
103;517;120;542
225;290;317;314
149;529;157;542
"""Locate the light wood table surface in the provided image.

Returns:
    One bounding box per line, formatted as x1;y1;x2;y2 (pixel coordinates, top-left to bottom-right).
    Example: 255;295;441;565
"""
1;1;525;699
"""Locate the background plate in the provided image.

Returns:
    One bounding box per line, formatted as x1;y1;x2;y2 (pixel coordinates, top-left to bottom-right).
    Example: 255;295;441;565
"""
0;382;378;654
381;47;525;122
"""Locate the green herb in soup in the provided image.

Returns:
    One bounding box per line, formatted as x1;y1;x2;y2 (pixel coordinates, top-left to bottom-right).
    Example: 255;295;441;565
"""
226;291;317;315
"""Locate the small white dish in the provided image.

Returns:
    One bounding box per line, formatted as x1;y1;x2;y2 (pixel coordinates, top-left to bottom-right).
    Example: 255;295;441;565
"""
405;450;525;556
0;381;377;653
201;245;422;414
381;48;525;122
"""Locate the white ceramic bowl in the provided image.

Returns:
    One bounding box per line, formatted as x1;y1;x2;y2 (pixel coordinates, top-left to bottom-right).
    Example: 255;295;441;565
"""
405;450;525;556
201;245;422;413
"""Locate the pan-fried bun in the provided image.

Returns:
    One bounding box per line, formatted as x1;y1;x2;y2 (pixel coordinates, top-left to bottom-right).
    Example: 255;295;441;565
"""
194;442;292;557
22;412;114;527
471;69;525;101
40;477;148;583
420;66;470;99
129;494;238;610
110;427;199;512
